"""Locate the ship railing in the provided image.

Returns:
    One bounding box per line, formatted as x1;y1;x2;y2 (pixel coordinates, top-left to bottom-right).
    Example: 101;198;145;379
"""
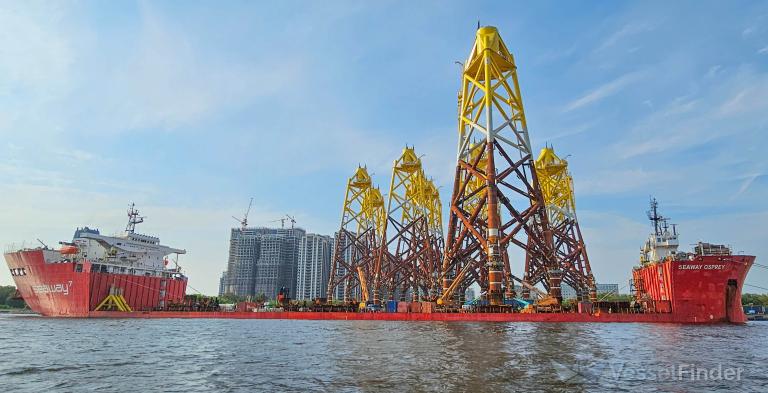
4;242;25;253
3;242;37;253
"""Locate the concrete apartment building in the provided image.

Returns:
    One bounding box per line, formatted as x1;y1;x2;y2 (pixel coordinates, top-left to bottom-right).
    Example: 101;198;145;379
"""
295;234;333;301
220;227;337;301
220;227;305;299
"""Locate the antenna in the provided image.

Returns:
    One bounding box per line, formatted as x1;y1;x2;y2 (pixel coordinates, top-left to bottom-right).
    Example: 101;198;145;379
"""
126;203;145;233
173;253;181;272
36;238;48;249
646;197;662;236
232;198;254;231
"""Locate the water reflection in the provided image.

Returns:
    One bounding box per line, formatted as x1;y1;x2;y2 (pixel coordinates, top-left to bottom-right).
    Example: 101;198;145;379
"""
0;316;765;392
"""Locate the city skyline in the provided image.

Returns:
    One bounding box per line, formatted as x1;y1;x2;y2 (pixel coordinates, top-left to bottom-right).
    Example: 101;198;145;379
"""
2;1;767;295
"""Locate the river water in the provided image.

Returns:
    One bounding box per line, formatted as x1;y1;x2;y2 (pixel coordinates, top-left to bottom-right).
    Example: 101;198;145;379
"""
0;315;766;392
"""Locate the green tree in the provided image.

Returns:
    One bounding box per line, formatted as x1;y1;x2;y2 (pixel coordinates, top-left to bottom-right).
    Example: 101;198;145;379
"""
218;293;248;304
254;293;266;304
742;293;768;305
0;286;26;309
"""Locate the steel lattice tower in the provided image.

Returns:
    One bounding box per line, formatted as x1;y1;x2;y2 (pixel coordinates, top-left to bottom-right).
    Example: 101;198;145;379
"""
532;147;596;302
374;147;443;303
327;166;386;303
439;26;558;306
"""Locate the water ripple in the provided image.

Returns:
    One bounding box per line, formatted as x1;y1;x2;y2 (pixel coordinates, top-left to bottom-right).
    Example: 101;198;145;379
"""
0;315;766;392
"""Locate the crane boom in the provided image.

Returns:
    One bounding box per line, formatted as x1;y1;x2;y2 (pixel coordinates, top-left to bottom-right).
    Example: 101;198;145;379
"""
233;198;254;231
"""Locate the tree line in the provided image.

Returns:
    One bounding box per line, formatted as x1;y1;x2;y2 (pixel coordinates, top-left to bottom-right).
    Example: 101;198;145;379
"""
742;293;768;306
0;286;26;309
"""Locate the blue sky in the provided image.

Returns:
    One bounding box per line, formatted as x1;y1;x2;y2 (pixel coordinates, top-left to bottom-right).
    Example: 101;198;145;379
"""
1;1;767;295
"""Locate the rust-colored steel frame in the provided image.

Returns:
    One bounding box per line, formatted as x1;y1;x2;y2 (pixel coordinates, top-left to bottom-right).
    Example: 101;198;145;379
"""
376;216;436;301
526;148;596;301
327;167;385;303
374;148;443;303
440;26;559;306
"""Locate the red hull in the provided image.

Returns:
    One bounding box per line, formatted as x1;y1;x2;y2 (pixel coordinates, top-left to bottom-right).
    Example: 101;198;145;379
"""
5;249;187;317
633;255;754;323
85;310;709;323
6;250;756;324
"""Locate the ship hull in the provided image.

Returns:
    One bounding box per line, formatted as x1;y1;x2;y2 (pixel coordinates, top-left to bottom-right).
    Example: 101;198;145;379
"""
5;249;187;317
6;250;756;324
633;254;754;323
83;310;728;323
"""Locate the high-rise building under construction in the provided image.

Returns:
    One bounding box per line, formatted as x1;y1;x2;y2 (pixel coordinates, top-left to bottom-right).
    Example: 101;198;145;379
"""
295;233;333;300
220;227;305;299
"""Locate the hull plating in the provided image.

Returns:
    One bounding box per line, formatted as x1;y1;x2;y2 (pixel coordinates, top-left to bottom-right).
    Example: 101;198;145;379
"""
633;255;754;323
5;249;187;317
6;250;756;324
84;311;722;323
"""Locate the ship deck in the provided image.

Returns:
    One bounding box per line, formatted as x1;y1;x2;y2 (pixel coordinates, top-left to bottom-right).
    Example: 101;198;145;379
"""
85;310;730;323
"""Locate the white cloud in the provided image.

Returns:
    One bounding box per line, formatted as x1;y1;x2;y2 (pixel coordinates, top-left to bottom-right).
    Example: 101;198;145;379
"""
0;182;287;294
732;173;762;199
75;4;306;134
758;46;768;54
613;67;768;159
595;22;655;52
575;168;675;196
706;65;722;77
563;71;644;112
0;4;74;98
718;75;768;116
534;120;599;145
577;210;649;286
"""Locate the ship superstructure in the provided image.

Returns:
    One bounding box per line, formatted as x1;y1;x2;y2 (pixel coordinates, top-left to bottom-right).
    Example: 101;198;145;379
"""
632;198;754;322
67;204;186;277
5;204;187;316
640;197;680;264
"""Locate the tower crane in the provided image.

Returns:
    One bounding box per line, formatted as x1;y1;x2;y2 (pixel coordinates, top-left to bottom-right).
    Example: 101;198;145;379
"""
270;214;297;229
228;198;253;299
232;198;254;231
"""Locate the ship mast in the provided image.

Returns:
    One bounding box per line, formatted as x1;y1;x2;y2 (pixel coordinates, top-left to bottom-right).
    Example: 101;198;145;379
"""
647;197;664;236
126;203;145;233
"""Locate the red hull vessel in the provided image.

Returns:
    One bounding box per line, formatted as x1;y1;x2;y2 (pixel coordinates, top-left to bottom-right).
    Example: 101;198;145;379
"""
632;255;754;323
5;248;753;323
6;249;187;317
3;202;756;323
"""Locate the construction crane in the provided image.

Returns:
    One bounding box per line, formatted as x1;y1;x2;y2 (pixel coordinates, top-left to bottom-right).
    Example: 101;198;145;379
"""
270;214;297;229
232;198;254;231
228;198;253;298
